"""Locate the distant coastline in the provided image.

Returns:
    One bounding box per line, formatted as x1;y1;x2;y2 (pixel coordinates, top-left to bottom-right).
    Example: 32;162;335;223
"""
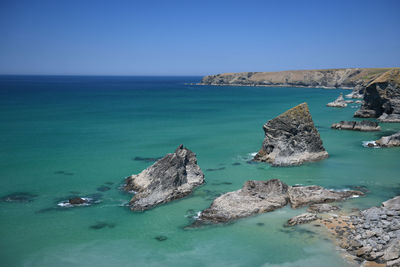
199;68;399;89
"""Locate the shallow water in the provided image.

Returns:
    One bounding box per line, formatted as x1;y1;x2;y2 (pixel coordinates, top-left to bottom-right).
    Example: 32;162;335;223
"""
0;76;399;267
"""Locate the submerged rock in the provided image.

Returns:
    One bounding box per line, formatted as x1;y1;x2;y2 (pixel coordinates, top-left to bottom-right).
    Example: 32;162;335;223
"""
124;145;204;211
287;213;319;226
195;179;362;225
307;203;340;213
331;121;381;131
327;93;348;108
376;132;400;147
0;192;38;203
253;103;328;166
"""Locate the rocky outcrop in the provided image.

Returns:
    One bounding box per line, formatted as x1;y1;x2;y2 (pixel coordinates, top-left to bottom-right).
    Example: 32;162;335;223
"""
287;213;319;226
376;132;400;147
307;203;340;213
253;103;328;166
287;185;362;208
323;196;400;266
331;121;381;131
327;93;347;107
200;68;396;89
195;179;363;224
124;145;204;211
197;179;289;223
354;69;400;122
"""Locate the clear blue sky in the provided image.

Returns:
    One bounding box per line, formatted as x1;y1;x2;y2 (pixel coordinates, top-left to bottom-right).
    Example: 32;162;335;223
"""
0;0;399;75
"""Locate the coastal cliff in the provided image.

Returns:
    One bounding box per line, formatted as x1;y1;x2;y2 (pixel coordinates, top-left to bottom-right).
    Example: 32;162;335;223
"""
200;68;397;89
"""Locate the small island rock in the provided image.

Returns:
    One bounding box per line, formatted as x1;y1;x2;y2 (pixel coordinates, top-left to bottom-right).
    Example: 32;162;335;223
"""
327;93;347;108
376;132;400;147
124;145;204;211
253;103;328;166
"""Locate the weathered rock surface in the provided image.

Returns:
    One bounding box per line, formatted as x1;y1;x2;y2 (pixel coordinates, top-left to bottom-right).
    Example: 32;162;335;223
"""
327;93;347;107
253;103;328;166
200;68;396;89
197;179;289;223
195;179;363;224
354;69;400;122
288;185;363;208
376;132;400;147
324;196;400;266
307;203;340;213
331;121;381;131
287;213;319;226
124;145;204;211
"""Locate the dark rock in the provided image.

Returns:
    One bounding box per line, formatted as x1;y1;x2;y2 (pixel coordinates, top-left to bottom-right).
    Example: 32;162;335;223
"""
256;222;265;226
232;162;241;166
253;103;328;166
69;197;88;205
155;236;168;241
0;192;38;203
331;120;381;131
89;222;116;230
124;145;205;211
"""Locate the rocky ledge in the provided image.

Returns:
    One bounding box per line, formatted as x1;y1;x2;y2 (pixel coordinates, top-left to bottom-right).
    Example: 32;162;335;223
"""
376;132;400;147
331;121;381;131
354;69;400;122
124;145;205;211
320;196;400;266
253;103;328;166
327;93;347;108
194;179;363;224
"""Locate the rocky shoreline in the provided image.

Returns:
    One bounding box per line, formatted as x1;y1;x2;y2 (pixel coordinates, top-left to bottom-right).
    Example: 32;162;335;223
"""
194;179;363;225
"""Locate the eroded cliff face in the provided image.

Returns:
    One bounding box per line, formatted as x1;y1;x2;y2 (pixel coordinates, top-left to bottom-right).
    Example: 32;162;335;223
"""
354;69;400;122
200;68;396;89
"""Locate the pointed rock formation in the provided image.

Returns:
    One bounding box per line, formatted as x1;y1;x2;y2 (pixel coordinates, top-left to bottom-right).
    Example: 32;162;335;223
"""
327;93;347;107
253;103;328;166
194;179;363;225
124;145;204;211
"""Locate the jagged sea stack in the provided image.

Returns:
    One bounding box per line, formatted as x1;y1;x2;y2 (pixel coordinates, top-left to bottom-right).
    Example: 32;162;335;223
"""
253;103;328;166
124;145;204;211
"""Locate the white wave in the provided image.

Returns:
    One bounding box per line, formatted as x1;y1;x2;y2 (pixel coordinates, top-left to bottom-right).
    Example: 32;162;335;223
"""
362;140;379;148
57;197;92;207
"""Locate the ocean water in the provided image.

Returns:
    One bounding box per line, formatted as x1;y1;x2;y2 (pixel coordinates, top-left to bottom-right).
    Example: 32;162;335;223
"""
0;76;399;267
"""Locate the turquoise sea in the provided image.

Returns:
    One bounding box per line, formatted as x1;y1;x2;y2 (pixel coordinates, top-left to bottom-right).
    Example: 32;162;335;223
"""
1;76;399;267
